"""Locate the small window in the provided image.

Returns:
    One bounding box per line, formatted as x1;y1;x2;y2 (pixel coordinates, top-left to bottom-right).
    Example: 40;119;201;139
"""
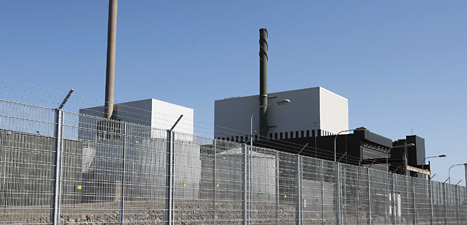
296;131;299;138
301;130;305;137
285;132;288;139
306;130;310;137
274;133;278;140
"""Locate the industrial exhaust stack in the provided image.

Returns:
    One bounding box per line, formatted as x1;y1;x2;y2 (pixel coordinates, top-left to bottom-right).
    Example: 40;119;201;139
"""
259;28;268;139
104;0;118;119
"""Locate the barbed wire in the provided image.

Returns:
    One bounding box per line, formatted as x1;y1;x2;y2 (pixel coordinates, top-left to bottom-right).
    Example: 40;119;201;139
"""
2;77;435;178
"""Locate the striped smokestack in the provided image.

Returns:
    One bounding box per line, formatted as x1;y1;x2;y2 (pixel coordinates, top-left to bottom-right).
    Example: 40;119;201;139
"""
104;0;118;119
259;28;268;139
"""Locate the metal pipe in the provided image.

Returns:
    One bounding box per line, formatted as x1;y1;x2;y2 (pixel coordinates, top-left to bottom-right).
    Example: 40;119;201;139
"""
165;130;174;225
52;110;63;225
105;0;118;119
242;144;247;225
259;28;268;139
212;140;217;225
275;152;279;225
295;155;302;225
367;168;372;225
120;123;126;224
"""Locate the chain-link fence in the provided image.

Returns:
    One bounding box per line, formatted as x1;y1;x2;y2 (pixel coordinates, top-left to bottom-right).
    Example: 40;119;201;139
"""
0;99;466;225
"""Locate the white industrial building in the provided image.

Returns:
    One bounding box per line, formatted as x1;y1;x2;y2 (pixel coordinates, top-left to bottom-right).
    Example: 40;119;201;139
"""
80;98;194;140
78;98;201;201
214;87;349;141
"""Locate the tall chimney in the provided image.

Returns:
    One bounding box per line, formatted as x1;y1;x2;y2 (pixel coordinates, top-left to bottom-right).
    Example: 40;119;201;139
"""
259;28;268;139
104;0;118;119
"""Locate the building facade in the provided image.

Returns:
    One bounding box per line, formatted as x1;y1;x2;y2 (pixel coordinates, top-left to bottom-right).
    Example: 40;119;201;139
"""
215;87;349;141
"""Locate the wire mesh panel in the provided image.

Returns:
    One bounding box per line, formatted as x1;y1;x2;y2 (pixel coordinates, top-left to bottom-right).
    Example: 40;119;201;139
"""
210;140;245;224
431;181;444;225
458;186;467;224
0;100;56;224
340;163;362;225
445;183;458;225
277;151;298;225
171;132;205;225
3;99;467;224
413;177;431;225
301;157;325;225
369;169;392;225
247;147;280;225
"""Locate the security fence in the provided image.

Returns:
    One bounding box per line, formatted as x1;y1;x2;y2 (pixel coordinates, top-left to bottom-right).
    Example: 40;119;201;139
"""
0;99;466;225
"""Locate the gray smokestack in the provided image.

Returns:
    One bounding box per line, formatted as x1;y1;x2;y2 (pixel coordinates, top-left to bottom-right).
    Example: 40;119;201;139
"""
259;28;268;139
105;0;118;119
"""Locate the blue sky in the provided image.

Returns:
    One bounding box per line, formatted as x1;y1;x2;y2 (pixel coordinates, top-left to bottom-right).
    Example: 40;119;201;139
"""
1;1;466;183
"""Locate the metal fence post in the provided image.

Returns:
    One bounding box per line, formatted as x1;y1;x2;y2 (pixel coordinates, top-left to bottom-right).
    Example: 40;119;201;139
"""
295;155;302;225
212;140;217;225
444;183;448;225
412;177;417;225
367;168;371;225
275;152;279;225
321;160;325;225
356;168;360;225
384;171;391;225
120;123;126;225
51;109;63;225
337;162;341;225
429;178;434;225
166;130;174;225
405;174;410;225
343;168;347;225
242;144;247;225
456;185;460;225
392;174;397;225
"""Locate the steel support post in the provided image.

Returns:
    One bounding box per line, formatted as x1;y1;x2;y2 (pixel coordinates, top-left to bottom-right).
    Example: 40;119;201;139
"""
212;140;217;225
337;162;342;225
405;175;410;225
456;185;460;225
368;169;372;225
295;155;302;225
249;144;252;223
275;152;279;225
52;109;63;225
343;168;347;225
444;184;448;225
384;172;391;225
165;130;174;225
392;174;397;225
242;144;247;225
357;168;360;225
321;160;325;225
429;178;434;225
412;178;417;225
120;123;126;224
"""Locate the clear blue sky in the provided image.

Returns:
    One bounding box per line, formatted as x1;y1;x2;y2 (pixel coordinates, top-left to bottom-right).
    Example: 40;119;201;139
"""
1;1;466;184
